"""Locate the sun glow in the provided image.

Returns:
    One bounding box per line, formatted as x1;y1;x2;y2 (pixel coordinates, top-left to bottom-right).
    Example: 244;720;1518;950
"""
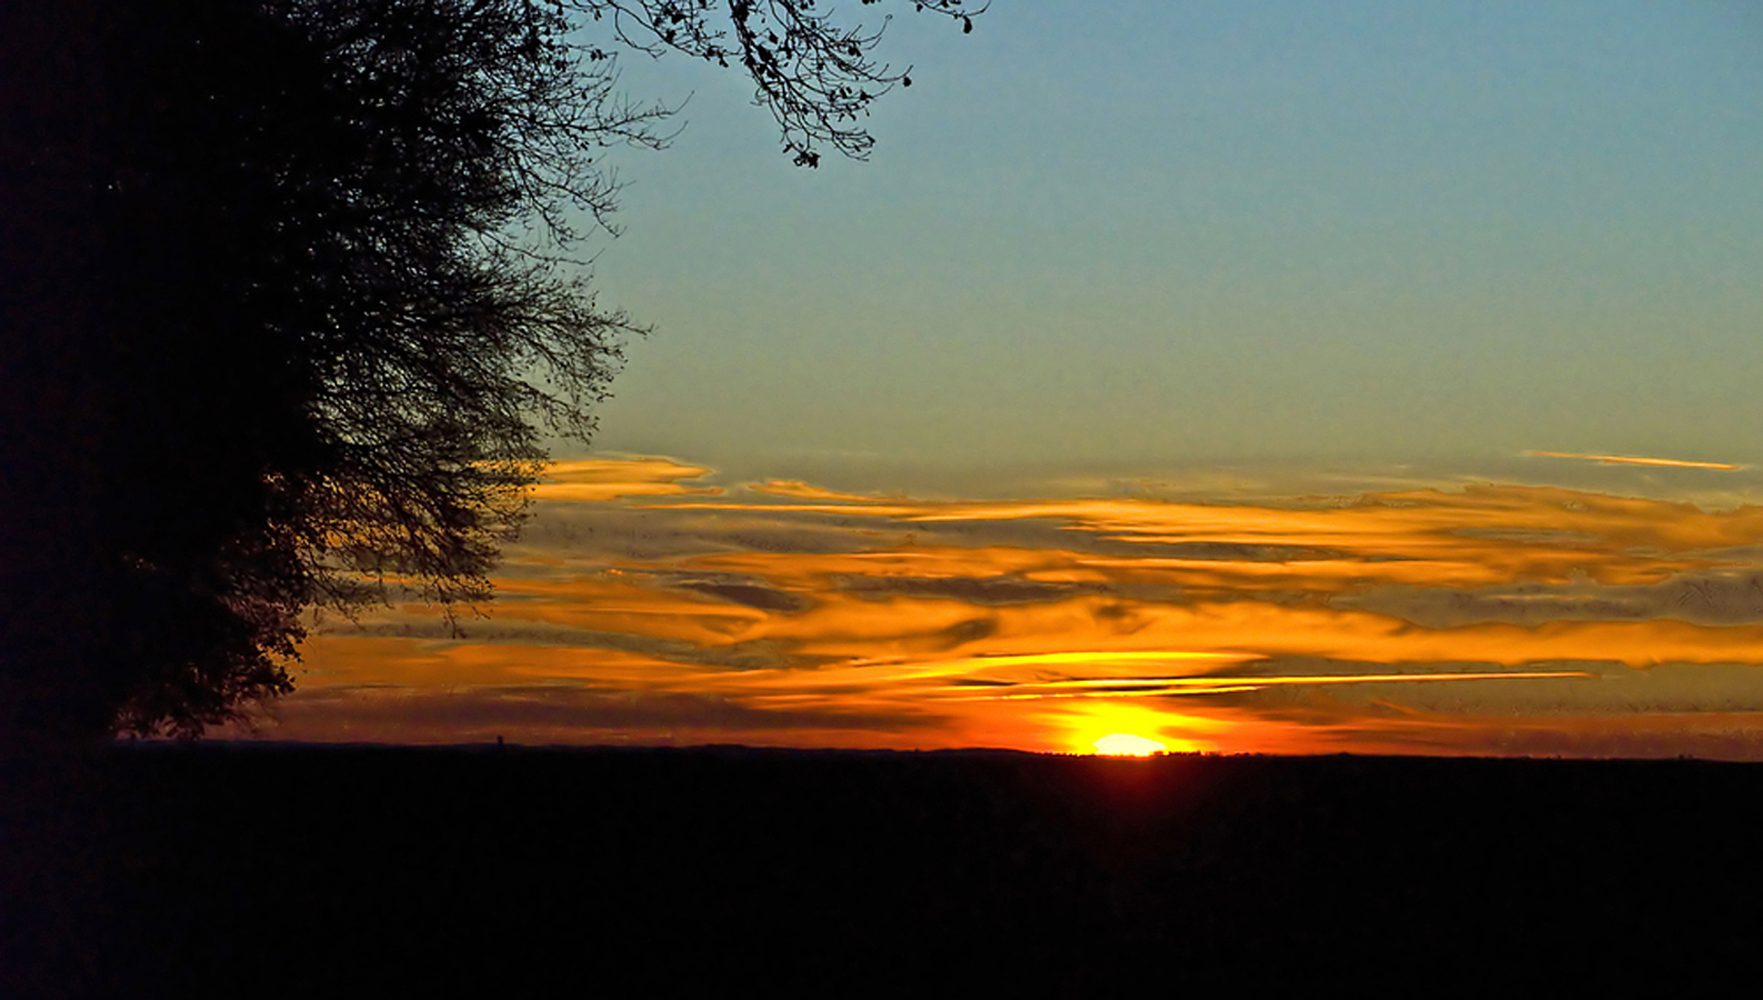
1092;733;1168;756
1054;700;1220;756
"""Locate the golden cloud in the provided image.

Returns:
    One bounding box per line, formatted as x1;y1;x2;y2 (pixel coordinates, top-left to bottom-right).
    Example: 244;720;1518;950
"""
1526;450;1743;471
527;456;721;501
243;456;1763;757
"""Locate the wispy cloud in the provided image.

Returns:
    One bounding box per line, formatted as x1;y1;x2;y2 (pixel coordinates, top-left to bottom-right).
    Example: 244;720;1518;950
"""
526;456;722;501
232;455;1763;757
1525;450;1744;471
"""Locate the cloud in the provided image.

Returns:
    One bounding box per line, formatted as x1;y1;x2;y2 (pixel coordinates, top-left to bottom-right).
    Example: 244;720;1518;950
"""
677;580;812;613
1343;572;1763;628
1525;450;1744;471
749;479;898;504
527;456;722;501
232;682;943;747
254;455;1763;757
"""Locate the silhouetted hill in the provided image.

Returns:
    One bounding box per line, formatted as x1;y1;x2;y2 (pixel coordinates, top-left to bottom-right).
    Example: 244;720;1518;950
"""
6;745;1760;995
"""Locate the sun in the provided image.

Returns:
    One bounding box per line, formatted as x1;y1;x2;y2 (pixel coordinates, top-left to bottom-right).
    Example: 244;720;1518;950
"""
1049;700;1216;755
1092;733;1168;756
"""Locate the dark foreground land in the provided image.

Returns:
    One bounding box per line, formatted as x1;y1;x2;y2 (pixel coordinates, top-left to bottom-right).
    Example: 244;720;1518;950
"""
6;744;1762;995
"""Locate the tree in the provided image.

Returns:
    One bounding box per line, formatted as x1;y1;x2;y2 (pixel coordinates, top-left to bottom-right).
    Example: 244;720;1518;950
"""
0;0;983;743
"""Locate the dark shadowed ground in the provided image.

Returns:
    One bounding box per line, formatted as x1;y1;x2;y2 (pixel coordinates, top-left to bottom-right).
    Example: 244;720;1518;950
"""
6;745;1760;995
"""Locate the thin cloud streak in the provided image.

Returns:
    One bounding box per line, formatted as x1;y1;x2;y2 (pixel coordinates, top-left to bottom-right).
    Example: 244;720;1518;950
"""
939;670;1594;697
1525;450;1744;471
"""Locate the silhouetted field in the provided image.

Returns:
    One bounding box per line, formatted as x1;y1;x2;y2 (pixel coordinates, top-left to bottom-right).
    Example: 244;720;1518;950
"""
6;745;1760;994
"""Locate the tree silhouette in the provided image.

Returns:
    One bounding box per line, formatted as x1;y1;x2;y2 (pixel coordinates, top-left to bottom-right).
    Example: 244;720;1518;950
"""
0;0;983;742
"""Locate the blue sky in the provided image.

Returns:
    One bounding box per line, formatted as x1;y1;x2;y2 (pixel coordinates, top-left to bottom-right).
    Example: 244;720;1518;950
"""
565;0;1763;491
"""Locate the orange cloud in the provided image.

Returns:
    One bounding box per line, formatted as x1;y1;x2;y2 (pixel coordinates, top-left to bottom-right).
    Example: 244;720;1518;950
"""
245;455;1763;757
649;486;1763;586
528;456;721;501
749;480;898;504
1525;450;1743;471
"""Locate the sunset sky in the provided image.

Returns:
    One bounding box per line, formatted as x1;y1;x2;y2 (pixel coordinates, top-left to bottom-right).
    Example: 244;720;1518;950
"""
229;1;1763;756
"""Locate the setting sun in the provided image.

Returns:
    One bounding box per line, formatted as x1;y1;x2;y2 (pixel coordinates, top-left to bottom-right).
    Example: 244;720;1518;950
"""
1093;733;1168;756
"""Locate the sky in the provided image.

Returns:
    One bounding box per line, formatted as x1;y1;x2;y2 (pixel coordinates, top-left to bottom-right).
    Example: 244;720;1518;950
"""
227;1;1763;756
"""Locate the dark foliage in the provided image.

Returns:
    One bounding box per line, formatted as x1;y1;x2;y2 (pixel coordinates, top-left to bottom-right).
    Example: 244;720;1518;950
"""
0;0;981;741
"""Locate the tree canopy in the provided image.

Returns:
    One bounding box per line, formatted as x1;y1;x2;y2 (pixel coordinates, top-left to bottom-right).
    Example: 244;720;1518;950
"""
0;0;983;742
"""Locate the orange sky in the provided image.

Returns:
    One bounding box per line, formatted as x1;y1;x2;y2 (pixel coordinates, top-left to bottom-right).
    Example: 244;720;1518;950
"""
224;455;1763;758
